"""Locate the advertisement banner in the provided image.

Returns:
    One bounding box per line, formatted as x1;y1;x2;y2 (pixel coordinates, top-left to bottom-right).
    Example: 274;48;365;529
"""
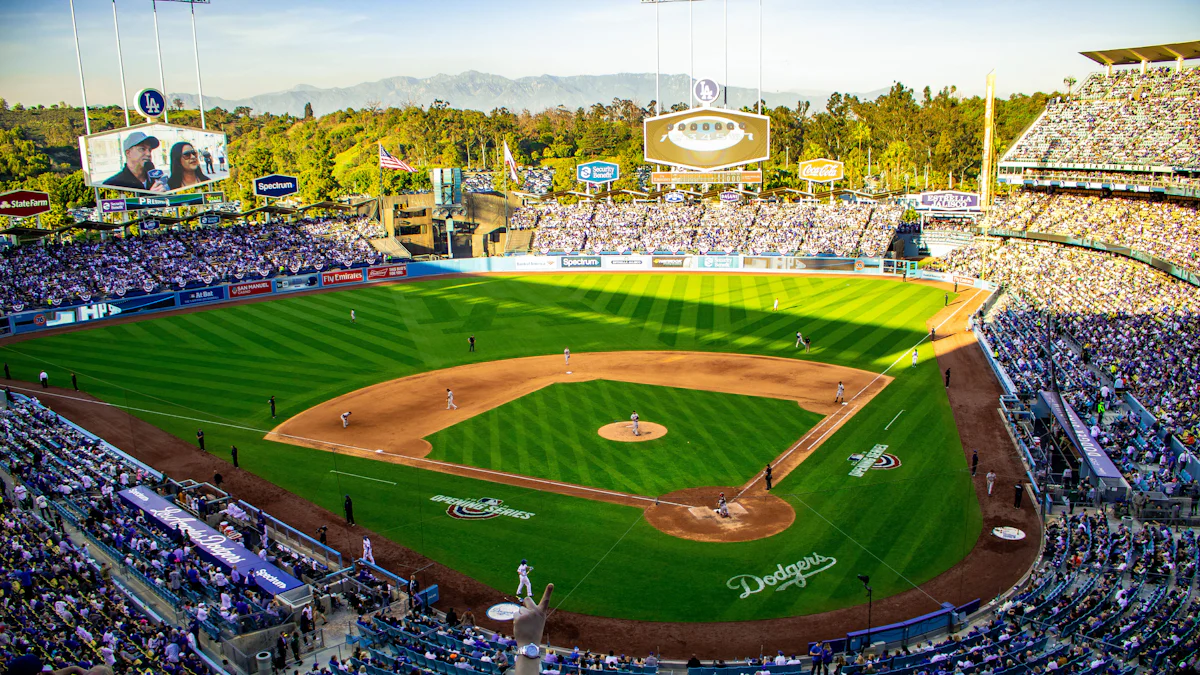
230;280;273;299
559;256;602;269
253;174;300;199
178;286;227;306
743;256;786;270
80;123;230;196
917;191;981;211
644;108;770;171
513;257;557;270
11;293;176;334
100;192;225;214
694;255;741;270
576;161;620;184
0;190;52;218
366;264;408;281
789;257;860;272
321;269;366;286
797;159;845;184
651;256;688;268
274;273;320;293
601;256;647;269
651;170;763;185
118;487;303;596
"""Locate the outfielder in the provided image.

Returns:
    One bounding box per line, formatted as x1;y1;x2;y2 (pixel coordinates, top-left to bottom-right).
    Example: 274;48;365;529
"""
341;411;352;428
630;411;640;436
835;381;844;404
350;310;356;324
446;389;458;410
911;348;918;368
516;559;533;598
773;298;779;312
362;536;375;565
795;331;803;348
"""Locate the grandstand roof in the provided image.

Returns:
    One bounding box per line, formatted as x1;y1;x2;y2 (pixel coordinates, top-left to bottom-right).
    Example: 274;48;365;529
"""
1080;40;1200;66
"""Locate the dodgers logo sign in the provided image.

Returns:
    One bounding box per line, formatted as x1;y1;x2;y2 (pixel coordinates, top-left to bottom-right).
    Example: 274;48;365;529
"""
136;88;166;118
576;161;620;185
254;174;300;199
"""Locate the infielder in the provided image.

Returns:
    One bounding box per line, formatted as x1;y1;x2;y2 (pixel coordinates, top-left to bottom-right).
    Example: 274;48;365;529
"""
795;331;803;348
341;411;352;428
362;536;375;565
446;389;458;410
835;381;844;404
516;559;533;598
911;348;918;368
350;310;356;323
564;348;570;365
630;411;640;436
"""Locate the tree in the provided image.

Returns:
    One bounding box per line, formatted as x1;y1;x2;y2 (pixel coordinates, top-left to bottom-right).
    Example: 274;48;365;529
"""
0;127;52;186
172;97;184;111
301;129;339;202
303;102;314;119
1063;76;1077;97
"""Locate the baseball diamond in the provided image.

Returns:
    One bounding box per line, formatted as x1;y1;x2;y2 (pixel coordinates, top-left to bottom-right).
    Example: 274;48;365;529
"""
0;271;1032;646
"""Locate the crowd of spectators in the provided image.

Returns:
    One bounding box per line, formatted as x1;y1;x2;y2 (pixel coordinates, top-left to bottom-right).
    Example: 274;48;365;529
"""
0;219;384;315
930;237;1200;495
516;201;901;256
1004;66;1200;168
520;168;554;195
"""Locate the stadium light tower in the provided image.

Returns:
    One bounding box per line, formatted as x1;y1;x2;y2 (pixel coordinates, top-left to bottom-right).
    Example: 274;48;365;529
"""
641;0;704;113
156;0;212;129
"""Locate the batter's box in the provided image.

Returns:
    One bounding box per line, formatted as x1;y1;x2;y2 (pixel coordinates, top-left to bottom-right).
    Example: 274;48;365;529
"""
688;503;749;520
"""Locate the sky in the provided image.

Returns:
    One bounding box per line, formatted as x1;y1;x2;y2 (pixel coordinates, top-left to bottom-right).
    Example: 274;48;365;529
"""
1;0;1197;107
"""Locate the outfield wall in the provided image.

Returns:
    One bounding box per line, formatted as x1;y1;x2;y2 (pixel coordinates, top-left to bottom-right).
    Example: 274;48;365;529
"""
2;255;993;336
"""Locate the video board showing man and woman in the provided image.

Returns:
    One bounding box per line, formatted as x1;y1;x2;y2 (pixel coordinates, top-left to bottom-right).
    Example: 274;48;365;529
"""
80;123;230;195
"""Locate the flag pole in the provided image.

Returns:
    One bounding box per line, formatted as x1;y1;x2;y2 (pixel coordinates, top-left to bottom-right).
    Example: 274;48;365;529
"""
378;143;384;225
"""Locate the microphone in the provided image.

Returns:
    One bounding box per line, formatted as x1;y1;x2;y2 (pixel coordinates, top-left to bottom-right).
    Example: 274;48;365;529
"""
144;160;165;190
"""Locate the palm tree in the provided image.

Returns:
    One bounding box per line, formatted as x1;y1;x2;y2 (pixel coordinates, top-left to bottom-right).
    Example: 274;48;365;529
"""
1063;76;1077;97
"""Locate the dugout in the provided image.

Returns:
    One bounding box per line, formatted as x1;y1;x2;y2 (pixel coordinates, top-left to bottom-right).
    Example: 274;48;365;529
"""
1034;391;1130;502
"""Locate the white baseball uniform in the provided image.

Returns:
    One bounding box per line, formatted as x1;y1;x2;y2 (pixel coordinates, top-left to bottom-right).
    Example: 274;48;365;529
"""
836;383;844;402
447;390;458;410
350;310;356;323
517;562;532;597
363;537;375;565
912;349;918;367
795;332;803;348
631;412;640;436
717;495;729;518
341;412;351;428
565;348;570;365
773;298;779;311
986;471;996;496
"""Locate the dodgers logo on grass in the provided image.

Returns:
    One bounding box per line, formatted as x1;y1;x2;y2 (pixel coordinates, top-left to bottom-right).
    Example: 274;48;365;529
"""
726;553;838;599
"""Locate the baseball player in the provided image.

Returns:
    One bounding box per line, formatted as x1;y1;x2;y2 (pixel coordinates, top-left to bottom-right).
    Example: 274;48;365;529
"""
911;348;918;368
350;310;356;323
341;411;351;428
516;559;533;598
986;471;997;496
795;331;803;348
446;389;458;410
717;492;730;518
564;348;570;365
630;411;640;436
362;536;375;565
268;395;276;418
835;381;844;404
773;297;779;311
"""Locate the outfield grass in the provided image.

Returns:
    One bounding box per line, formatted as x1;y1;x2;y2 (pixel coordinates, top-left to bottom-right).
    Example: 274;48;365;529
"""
0;274;980;621
426;380;824;496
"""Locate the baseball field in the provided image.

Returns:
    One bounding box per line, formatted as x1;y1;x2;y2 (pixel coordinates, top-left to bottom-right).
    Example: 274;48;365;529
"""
1;273;984;625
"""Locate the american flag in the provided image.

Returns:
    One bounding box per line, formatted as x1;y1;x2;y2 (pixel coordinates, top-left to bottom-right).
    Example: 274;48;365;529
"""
379;144;416;172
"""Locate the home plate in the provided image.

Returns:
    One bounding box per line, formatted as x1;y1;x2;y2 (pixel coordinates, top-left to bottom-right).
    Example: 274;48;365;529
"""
688;503;748;520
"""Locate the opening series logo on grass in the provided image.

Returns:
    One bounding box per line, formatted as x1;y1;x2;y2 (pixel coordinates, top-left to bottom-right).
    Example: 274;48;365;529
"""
847;444;902;476
430;495;535;520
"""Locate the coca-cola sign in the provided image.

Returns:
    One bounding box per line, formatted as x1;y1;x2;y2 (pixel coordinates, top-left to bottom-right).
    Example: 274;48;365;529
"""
918;190;980;212
797;159;844;183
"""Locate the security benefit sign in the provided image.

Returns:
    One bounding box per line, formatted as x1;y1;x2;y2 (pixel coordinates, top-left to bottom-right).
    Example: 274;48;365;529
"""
576;160;620;185
644;107;770;171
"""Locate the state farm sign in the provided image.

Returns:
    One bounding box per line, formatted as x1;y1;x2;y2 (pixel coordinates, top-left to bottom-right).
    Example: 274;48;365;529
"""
0;190;52;218
797;159;844;183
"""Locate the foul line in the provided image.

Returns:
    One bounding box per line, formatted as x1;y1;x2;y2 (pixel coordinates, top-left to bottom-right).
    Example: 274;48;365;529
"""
790;492;945;609
884;410;905;430
330;470;396;486
547;510;645;619
736;287;986;501
4;385;692;509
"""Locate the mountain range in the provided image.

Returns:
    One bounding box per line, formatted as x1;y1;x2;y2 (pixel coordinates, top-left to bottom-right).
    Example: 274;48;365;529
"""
169;71;887;117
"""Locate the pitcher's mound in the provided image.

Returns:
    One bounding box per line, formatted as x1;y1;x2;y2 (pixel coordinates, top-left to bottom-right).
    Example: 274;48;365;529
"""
598;421;667;442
